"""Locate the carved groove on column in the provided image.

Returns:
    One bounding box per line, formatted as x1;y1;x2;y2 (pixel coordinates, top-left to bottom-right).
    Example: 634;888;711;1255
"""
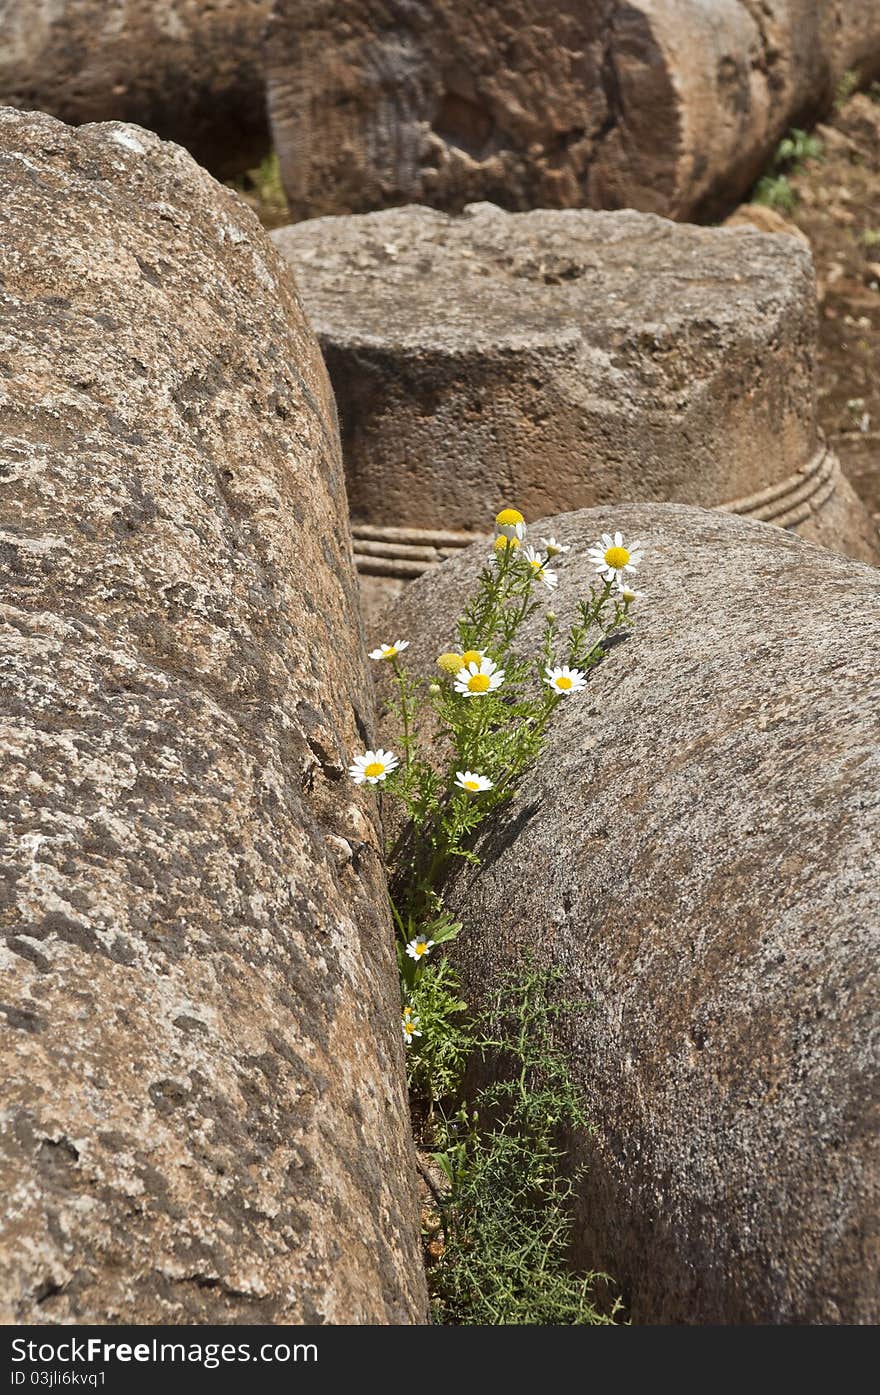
352;443;843;579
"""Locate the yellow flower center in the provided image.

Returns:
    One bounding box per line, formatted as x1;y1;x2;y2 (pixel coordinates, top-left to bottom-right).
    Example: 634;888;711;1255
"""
364;761;385;778
464;779;481;790
528;559;542;571
461;650;482;666
604;545;630;569
437;652;464;673
382;646;397;657
414;942;428;956
468;674;491;692
493;535;520;550
555;676;573;690
496;508;524;526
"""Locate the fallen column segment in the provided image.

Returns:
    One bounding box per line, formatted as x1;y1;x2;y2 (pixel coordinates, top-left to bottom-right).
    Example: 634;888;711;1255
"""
381;502;880;1325
266;0;880;221
0;109;426;1325
274;202;878;617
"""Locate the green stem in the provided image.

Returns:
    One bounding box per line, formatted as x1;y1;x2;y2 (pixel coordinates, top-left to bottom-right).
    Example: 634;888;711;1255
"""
394;658;413;771
425;846;449;890
461;698;491;769
389;889;407;942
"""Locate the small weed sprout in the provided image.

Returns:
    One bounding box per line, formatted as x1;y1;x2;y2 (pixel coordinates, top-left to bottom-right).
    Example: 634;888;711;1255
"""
753;127;823;212
835;69;859;112
349;510;647;1323
227;151;289;227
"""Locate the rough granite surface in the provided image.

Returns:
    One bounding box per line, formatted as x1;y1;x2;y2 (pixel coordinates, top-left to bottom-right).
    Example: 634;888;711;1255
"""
266;0;880;222
380;503;880;1324
274;203;878;564
0;109;427;1325
0;2;272;176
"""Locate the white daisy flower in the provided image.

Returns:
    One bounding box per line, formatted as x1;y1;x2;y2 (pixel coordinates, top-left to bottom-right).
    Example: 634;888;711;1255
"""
587;531;644;585
402;1006;422;1044
454;657;505;697
406;936;435;961
495;507;526;540
348;748;399;784
545;665;588;696
368;639;409;661
454;771;494;793
540;536;570;557
523;544;558;591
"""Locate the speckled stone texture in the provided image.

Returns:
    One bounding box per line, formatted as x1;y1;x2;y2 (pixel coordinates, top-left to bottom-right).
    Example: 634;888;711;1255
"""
380;503;880;1324
265;0;880;222
0;2;272;176
0;109;426;1325
273;203;878;566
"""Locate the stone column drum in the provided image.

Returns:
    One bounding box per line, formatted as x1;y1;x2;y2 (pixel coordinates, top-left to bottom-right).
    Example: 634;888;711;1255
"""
0;109;426;1324
265;0;880;223
381;502;880;1325
273;202;878;615
0;1;272;176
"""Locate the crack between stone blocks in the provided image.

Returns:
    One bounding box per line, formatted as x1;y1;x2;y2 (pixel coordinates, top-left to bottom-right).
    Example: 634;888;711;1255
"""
594;0;623;154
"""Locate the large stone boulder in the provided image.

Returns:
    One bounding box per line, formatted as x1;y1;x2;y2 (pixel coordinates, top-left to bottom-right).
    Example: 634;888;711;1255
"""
0;109;426;1325
274;202;878;617
0;2;272;175
265;0;880;222
381;503;880;1324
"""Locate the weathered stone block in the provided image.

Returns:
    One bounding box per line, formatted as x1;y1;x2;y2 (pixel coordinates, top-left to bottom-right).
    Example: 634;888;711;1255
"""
274;202;878;617
266;0;880;222
0;109;425;1324
380;502;880;1324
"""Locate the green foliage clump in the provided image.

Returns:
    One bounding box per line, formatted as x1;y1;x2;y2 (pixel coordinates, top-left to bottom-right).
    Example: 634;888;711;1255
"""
753;128;823;212
835;69;859;111
405;952;472;1109
376;524;634;1121
428;967;617;1326
753;173;798;213
227;151;289;227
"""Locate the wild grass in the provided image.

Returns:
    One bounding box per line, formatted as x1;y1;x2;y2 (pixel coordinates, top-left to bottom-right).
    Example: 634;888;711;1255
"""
418;965;618;1326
